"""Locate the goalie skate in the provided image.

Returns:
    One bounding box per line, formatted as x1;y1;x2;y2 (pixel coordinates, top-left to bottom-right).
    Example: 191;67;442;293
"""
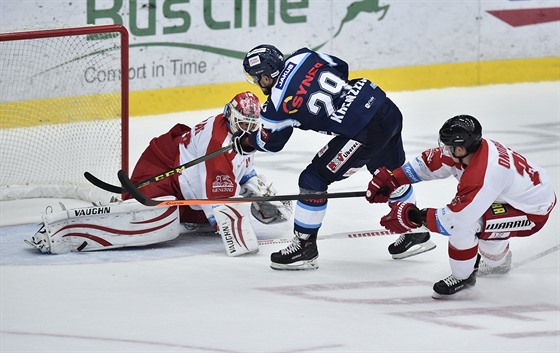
24;224;51;253
388;232;436;259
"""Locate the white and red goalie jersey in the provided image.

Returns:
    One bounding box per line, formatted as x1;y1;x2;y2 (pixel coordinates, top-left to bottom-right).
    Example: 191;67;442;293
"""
392;138;556;236
178;114;256;224
127;114;256;225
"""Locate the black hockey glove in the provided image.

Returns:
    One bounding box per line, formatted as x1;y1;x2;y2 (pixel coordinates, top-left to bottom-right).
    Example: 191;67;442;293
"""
232;130;256;156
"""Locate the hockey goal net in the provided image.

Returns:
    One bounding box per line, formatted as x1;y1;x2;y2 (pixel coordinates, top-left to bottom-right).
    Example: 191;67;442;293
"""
0;24;129;203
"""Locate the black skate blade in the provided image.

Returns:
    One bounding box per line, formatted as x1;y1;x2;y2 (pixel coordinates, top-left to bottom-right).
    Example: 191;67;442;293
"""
270;259;319;271
392;240;436;259
432;287;478;300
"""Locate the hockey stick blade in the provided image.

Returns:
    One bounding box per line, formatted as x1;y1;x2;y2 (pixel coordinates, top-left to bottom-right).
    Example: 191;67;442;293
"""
84;172;122;193
86;144;233;193
118;169;366;206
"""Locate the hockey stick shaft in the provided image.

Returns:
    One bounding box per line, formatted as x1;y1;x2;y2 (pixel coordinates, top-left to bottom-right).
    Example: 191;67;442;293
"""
118;168;366;206
257;228;411;245
512;244;560;269
85;144;233;193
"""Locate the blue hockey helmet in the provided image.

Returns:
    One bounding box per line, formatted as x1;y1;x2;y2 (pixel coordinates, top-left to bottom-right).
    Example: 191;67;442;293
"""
243;44;284;84
439;115;483;154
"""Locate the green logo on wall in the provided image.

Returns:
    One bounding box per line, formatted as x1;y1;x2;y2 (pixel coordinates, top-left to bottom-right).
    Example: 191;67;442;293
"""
87;0;390;58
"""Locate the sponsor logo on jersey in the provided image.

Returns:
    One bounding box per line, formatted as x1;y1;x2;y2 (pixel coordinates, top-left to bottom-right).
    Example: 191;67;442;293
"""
450;194;465;207
212;175;234;193
282;62;324;114
327;141;361;173
277;62;296;90
423;148;438;165
74;206;111;217
282;96;298;114
490;203;508;215
365;96;375;108
485;218;534;232
317;144;329;157
330;78;367;123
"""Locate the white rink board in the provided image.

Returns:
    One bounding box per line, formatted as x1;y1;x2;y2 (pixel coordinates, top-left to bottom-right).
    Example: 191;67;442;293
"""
1;0;557;90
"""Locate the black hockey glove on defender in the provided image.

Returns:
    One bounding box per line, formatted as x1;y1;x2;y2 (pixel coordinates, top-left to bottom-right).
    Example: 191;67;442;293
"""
232;130;256;156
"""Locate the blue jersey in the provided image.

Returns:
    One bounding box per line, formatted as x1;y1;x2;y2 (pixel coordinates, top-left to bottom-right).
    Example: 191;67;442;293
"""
248;48;387;152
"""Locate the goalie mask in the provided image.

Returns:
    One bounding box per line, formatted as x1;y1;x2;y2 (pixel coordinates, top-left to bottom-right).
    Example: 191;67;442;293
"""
224;91;261;134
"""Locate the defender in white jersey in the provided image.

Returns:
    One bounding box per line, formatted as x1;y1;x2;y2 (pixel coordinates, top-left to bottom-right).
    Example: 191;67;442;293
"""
365;115;556;298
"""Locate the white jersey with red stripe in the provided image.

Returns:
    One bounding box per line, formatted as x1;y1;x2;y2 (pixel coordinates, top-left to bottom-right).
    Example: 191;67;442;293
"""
395;138;556;236
177;114;256;221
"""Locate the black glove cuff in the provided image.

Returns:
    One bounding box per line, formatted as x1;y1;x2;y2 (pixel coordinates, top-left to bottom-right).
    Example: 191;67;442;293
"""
407;205;423;227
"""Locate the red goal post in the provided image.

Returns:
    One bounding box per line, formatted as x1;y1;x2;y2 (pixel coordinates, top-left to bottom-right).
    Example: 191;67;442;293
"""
0;24;129;203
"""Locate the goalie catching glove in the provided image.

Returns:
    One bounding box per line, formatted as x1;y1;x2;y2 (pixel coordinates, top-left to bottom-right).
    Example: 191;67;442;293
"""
240;175;293;224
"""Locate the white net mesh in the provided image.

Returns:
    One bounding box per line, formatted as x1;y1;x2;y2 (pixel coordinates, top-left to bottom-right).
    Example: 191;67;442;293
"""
0;25;127;203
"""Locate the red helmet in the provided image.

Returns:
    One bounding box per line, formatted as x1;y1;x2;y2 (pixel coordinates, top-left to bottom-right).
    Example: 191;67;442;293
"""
224;91;261;134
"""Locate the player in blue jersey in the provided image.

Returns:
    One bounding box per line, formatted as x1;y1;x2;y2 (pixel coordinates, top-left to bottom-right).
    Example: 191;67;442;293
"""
233;44;435;270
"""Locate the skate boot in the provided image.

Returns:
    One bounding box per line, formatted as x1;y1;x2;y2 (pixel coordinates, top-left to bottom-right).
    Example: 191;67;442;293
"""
476;251;512;276
270;236;318;270
388;232;436;259
24;224;51;253
432;271;477;299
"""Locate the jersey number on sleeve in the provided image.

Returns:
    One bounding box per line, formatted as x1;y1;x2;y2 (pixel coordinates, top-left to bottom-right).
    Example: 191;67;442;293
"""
512;151;541;186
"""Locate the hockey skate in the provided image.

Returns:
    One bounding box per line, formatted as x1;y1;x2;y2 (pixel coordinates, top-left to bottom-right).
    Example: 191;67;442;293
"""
24;224;51;253
475;251;512;276
270;237;318;270
432;271;477;299
388;232;436;259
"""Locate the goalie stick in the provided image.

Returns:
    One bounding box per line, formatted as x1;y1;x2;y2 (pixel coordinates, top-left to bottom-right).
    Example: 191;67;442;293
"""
118;169;366;206
84;144;233;193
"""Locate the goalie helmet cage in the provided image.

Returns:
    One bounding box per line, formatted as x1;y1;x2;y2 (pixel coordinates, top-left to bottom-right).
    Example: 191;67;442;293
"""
0;24;129;203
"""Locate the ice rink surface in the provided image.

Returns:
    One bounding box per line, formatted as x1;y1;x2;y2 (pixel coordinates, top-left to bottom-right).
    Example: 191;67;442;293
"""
1;82;559;352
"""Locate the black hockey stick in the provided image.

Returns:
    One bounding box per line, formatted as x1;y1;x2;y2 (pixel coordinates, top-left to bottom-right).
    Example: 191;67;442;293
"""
512;244;560;269
117;169;366;207
84;144;233;194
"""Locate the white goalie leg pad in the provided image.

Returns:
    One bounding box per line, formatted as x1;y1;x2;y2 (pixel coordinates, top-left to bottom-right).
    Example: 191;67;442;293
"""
213;204;259;257
26;196;181;254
